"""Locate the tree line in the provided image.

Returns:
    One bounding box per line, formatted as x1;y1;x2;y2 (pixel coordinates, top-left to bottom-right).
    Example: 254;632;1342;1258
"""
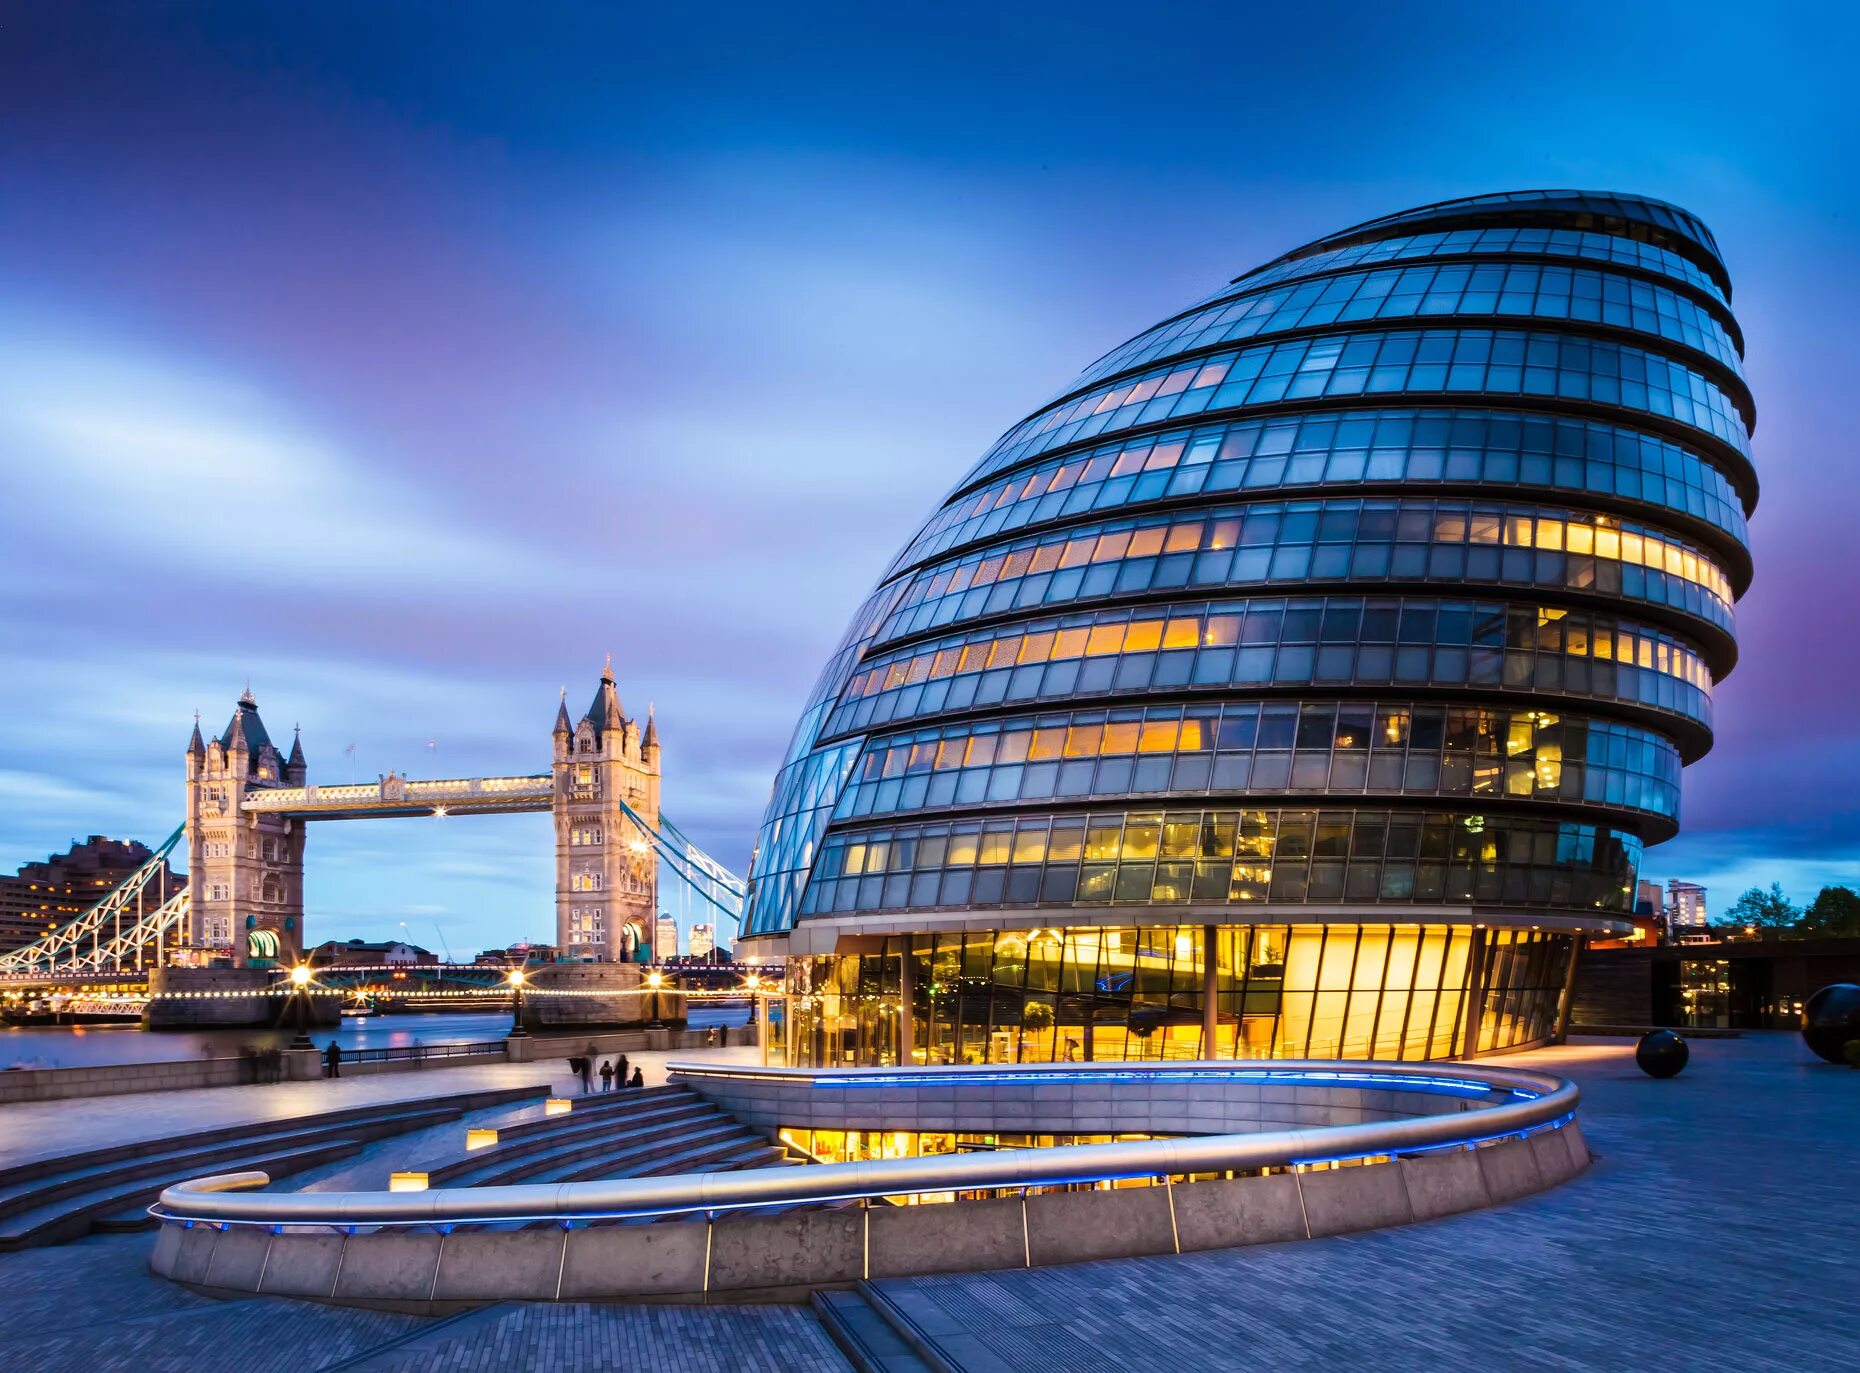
1722;882;1860;937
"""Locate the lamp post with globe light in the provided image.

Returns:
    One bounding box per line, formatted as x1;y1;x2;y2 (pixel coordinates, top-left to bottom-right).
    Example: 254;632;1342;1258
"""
745;972;768;1060
645;970;666;1030
287;964;315;1050
507;966;529;1038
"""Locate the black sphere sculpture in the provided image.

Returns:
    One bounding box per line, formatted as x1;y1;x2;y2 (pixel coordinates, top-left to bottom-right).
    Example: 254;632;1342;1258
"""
1801;983;1860;1065
1635;1029;1689;1078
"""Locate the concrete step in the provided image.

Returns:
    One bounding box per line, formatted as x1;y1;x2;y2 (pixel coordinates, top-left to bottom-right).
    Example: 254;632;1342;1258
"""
0;1083;546;1194
0;1104;462;1223
856;1283;968;1373
453;1117;753;1188
812;1288;939;1373
428;1098;723;1185
563;1138;782;1186
0;1139;364;1250
491;1084;691;1137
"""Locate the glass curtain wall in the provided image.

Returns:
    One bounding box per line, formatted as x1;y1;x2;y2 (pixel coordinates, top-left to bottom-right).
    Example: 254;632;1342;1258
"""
784;923;1570;1067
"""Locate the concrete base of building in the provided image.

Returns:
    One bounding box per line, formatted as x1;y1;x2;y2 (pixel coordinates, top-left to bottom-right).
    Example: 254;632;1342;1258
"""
145;966;340;1030
149;1119;1589;1310
517;962;689;1030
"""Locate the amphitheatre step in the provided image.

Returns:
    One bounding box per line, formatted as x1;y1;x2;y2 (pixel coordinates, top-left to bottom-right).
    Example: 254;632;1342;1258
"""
0;1139;364;1250
427;1097;723;1184
557;1137;782;1186
0;1104;460;1222
0;1083;546;1193
446;1116;752;1188
812;1288;938;1373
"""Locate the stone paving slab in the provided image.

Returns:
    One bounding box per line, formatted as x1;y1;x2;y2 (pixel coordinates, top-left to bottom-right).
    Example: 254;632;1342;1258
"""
870;1033;1860;1370
0;1233;849;1372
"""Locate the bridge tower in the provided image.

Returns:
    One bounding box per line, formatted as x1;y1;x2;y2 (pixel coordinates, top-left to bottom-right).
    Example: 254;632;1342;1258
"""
553;660;660;962
184;689;307;966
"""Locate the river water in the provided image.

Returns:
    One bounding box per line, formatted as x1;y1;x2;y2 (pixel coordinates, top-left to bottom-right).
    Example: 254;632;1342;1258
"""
0;1004;751;1071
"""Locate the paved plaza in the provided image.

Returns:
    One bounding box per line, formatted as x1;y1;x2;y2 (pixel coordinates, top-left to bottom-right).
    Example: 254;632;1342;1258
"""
0;1033;1853;1370
868;1034;1860;1371
0;1043;758;1174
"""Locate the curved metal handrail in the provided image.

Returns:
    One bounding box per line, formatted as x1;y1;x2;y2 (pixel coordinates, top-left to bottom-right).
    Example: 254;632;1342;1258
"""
152;1061;1577;1230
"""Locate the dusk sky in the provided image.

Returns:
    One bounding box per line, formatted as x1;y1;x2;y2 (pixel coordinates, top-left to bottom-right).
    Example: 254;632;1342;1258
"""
3;2;1857;952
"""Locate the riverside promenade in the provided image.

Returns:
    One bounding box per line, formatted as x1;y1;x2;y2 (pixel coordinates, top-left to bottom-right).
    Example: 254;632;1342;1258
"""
0;1043;759;1175
1;1034;1853;1370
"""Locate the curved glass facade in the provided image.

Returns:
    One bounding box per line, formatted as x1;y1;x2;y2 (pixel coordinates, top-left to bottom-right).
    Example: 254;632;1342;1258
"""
747;190;1754;1066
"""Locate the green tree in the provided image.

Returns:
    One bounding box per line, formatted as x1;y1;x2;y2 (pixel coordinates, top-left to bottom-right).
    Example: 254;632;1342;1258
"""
1724;882;1798;929
1803;885;1860;936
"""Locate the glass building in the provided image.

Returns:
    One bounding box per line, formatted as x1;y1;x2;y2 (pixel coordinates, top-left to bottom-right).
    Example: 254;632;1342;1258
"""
743;190;1755;1067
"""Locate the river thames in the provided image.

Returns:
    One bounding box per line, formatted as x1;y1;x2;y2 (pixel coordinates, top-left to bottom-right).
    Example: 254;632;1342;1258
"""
0;1004;752;1071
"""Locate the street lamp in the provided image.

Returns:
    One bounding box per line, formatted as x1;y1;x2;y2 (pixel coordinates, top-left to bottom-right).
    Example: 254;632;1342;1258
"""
645;969;666;1030
506;966;529;1038
287;964;315;1050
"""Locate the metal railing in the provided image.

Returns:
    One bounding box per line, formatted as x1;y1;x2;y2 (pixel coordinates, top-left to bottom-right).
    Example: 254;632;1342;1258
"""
152;1059;1576;1231
339;1040;508;1065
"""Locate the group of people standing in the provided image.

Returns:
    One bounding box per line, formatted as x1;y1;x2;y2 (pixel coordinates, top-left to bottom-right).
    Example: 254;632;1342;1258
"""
569;1046;643;1092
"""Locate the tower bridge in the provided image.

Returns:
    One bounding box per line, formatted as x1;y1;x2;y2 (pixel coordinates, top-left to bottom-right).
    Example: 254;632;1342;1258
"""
0;662;745;983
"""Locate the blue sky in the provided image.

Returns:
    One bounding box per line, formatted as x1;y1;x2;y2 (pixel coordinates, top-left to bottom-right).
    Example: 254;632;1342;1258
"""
3;1;1857;949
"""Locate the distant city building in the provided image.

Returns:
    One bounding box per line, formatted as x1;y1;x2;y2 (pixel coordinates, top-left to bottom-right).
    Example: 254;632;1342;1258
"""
656;913;679;960
308;938;437;967
1668;880;1708;928
0;835;183;955
1635;880;1664;920
690;922;715;960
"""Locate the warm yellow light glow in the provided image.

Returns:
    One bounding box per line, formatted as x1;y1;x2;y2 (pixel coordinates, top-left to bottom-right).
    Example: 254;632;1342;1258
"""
645;971;666;989
388;1172;428;1192
288;965;312;987
744;974;762;992
465;1129;498;1151
545;1098;573;1116
507;967;527;988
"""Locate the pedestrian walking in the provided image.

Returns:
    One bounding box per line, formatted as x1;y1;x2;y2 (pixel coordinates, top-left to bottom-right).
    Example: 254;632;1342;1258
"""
599;1059;616;1092
577;1055;594;1093
616;1052;629;1083
324;1041;342;1079
628;1065;644;1089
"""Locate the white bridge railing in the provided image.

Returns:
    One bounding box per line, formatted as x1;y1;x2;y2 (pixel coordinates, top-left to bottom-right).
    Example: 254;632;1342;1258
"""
241;774;555;814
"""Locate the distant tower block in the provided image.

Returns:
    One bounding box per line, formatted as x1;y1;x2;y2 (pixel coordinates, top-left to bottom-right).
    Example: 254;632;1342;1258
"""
553;660;661;962
184;689;306;966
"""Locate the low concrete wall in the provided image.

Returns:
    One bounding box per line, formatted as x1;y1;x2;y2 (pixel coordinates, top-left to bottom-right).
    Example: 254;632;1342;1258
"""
0;1050;318;1104
512;1024;750;1063
151;1120;1590;1310
675;1065;1468;1141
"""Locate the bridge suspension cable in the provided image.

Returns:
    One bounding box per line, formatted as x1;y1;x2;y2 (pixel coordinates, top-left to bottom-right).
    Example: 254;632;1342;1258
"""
615;798;746;929
0;824;188;975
